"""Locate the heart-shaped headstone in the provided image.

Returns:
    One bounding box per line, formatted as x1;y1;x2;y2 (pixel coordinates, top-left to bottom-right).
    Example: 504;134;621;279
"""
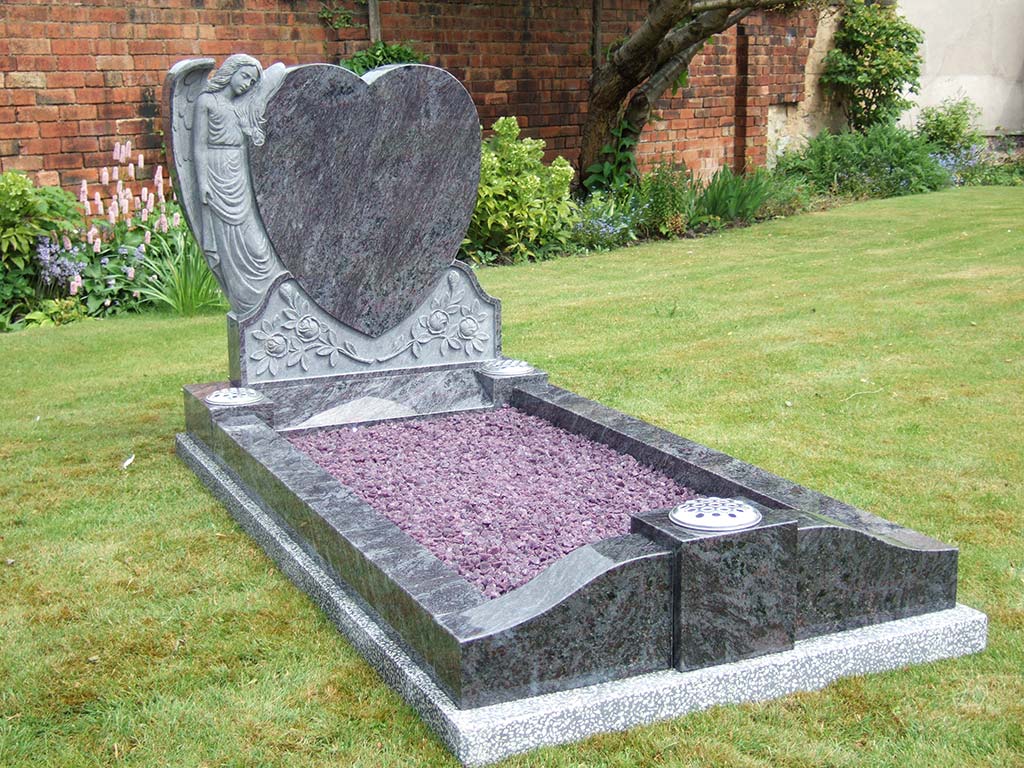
249;64;480;338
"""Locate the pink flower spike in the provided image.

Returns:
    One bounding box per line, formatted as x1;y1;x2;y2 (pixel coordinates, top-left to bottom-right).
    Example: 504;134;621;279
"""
108;208;116;227
116;179;123;195
172;212;181;228
147;197;155;212
144;230;151;244
125;140;132;158
126;266;135;280
113;142;121;162
111;200;119;218
112;166;119;182
63;235;72;251
79;179;88;201
140;187;148;203
93;239;101;254
128;163;136;180
141;208;149;223
137;153;144;170
84;200;92;216
97;199;104;216
134;196;141;210
132;290;140;299
101;167;110;185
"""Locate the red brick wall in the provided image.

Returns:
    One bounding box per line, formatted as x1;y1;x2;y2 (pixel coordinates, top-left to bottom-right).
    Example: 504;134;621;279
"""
0;0;818;188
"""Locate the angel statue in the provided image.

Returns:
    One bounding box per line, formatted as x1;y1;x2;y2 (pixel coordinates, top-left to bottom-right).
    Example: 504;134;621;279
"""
165;54;287;317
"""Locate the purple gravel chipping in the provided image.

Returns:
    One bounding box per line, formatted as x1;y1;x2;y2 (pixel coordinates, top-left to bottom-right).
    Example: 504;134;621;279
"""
288;407;698;598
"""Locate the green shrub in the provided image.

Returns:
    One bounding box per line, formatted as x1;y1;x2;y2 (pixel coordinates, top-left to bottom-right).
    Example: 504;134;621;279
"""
775;124;949;198
696;166;773;225
821;0;923;131
461;116;578;265
630;162;699;238
22;296;88;328
340;41;426;74
0;171;81;270
757;172;813;219
960;157;1024;187
916;97;985;157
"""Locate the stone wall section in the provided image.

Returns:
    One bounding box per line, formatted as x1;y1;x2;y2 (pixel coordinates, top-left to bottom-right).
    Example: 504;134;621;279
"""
1;0;822;188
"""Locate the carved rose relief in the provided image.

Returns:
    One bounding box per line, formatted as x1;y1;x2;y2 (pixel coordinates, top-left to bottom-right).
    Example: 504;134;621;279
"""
249;272;492;378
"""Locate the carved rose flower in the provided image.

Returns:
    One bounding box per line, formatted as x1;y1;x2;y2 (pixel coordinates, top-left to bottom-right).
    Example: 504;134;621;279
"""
425;309;450;335
294;314;322;343
457;316;479;340
264;333;289;357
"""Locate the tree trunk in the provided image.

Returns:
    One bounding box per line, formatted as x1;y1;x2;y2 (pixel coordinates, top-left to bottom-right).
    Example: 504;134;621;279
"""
576;65;634;190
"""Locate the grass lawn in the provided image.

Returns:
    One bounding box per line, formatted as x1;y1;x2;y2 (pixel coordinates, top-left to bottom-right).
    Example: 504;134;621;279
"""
1;186;1022;766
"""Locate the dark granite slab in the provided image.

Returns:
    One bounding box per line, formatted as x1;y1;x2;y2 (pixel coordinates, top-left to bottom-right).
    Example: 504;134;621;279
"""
633;509;797;670
249;64;480;338
514;383;958;636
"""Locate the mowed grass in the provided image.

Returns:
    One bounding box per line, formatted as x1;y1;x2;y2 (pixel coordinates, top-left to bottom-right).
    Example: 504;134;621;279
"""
1;186;1022;766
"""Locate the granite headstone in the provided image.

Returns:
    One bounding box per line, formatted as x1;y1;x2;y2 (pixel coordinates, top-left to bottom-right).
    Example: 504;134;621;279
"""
164;55;496;385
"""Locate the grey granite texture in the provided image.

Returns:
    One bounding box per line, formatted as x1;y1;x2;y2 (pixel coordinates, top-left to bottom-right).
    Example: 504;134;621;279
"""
165;56;290;317
445;534;673;706
184;387;670;707
249;63;480;337
243;360;540;433
231;264;499;386
177;430;987;767
512;382;958;632
796;524;958;639
633;509;797;670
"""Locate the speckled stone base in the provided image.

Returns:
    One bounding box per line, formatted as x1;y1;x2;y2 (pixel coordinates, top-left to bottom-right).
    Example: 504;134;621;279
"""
177;433;988;767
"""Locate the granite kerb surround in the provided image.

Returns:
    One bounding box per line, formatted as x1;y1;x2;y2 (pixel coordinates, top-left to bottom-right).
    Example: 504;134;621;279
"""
183;378;675;708
182;373;960;709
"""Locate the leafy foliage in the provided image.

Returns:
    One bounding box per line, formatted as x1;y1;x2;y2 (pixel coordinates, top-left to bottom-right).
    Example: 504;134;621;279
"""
583;119;639;194
340;41;426;74
22;296;88;328
821;0;923;131
916;97;985;157
775;124;949;198
461;117;578;265
140;225;227;315
317;1;359;30
0;171;81;270
629;162;700;239
571;191;638;252
696;166;773;226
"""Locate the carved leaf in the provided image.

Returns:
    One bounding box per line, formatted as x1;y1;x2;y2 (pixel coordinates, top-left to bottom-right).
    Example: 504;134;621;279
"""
329;350;339;367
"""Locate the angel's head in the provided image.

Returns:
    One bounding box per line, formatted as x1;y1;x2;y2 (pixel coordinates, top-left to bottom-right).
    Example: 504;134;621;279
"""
205;54;264;98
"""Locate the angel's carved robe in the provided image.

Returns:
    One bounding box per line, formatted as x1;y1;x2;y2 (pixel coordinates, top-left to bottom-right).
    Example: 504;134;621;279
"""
194;90;283;316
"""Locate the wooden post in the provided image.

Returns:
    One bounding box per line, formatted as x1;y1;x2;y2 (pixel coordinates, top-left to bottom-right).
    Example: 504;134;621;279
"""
368;0;382;43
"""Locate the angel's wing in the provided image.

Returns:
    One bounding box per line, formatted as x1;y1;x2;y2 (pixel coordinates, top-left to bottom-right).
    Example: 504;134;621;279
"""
162;58;215;272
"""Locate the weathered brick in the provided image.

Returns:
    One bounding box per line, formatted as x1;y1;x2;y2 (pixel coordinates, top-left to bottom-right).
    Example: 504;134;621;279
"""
6;71;47;89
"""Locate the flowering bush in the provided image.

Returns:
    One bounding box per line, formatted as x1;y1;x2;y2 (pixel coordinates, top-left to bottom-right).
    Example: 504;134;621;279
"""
1;139;224;331
571;191;637;252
